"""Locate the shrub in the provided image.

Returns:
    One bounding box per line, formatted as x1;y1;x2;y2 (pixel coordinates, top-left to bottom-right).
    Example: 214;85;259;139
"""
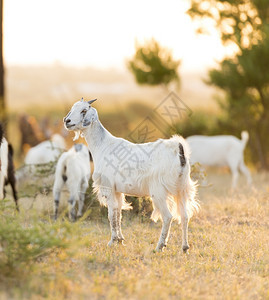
0;200;74;275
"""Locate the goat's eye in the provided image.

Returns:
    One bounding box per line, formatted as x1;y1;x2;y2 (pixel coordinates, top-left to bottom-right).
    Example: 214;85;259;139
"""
81;109;87;115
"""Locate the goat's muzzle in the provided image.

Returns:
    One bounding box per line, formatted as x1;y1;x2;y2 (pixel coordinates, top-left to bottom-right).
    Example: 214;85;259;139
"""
64;118;75;129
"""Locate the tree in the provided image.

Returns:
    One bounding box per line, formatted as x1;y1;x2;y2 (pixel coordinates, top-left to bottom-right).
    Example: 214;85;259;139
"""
0;0;5;126
128;39;180;90
188;0;269;169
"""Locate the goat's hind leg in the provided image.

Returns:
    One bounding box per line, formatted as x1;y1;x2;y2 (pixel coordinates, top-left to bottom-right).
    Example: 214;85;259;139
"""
228;158;239;190
11;181;19;212
151;188;173;252
177;192;190;253
68;190;79;222
53;178;64;220
77;178;88;218
239;160;252;186
7;171;19;211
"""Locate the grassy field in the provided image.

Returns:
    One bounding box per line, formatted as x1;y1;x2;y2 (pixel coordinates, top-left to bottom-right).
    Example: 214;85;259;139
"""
0;171;268;300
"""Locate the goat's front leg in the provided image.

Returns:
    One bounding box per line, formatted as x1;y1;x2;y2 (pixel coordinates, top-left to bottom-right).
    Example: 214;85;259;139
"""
77;194;85;219
117;208;124;243
115;193;125;244
54;193;60;221
107;196;119;247
68;192;78;222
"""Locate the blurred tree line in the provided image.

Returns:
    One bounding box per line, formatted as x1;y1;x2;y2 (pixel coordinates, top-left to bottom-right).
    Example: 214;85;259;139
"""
129;1;269;169
188;0;269;169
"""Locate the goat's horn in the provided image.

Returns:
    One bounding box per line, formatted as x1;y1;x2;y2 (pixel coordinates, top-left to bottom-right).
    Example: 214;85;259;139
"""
88;99;97;105
80;97;84;102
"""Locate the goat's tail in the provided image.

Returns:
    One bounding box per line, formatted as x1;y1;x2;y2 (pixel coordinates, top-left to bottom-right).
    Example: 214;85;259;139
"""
176;162;199;223
241;131;249;149
169;136;199;222
150;137;199;223
169;137;199;223
55;154;68;179
0;138;8;199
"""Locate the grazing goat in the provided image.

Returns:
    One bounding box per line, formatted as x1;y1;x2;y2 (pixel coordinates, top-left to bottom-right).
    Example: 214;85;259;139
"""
0;124;18;210
16;134;66;183
186;132;252;189
63;98;199;252
25;134;66;165
53;143;91;221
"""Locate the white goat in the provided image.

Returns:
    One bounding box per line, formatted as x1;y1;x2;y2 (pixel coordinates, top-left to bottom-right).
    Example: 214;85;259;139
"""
63;98;199;252
25;134;66;165
186;132;252;189
0;125;18;210
53;143;91;221
0;136;8;200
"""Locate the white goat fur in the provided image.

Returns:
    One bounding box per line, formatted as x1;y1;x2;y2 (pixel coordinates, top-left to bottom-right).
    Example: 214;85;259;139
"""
186;131;252;189
0;138;8;199
25;134;66;165
53;143;91;221
63;99;199;252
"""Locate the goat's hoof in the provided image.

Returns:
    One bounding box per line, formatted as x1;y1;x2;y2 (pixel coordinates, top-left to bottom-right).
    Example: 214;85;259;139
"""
118;238;126;246
70;217;76;223
155;243;166;252
69;212;76;222
107;238;118;247
182;245;190;253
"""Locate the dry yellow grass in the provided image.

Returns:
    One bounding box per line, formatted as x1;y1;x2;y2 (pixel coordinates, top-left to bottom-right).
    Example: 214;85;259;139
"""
1;172;269;300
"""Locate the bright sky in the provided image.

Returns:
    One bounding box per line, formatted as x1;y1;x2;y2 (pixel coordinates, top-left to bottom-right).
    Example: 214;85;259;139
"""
4;0;226;72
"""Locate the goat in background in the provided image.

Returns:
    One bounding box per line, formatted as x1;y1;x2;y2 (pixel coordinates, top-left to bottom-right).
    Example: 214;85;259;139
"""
53;143;91;221
0;124;18;210
187;131;252;189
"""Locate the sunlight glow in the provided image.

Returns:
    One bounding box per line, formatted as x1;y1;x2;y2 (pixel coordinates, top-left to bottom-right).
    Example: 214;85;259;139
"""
4;0;226;72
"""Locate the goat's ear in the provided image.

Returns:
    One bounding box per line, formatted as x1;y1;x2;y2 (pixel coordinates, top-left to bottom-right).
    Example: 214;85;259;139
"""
83;114;97;127
83;108;97;127
82;117;92;127
88;99;97;105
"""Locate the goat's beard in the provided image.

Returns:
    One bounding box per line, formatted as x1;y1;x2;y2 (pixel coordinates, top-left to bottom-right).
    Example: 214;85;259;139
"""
73;130;81;141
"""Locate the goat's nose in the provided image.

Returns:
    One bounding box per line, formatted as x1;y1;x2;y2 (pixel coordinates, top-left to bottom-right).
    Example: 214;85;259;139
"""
65;119;71;124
